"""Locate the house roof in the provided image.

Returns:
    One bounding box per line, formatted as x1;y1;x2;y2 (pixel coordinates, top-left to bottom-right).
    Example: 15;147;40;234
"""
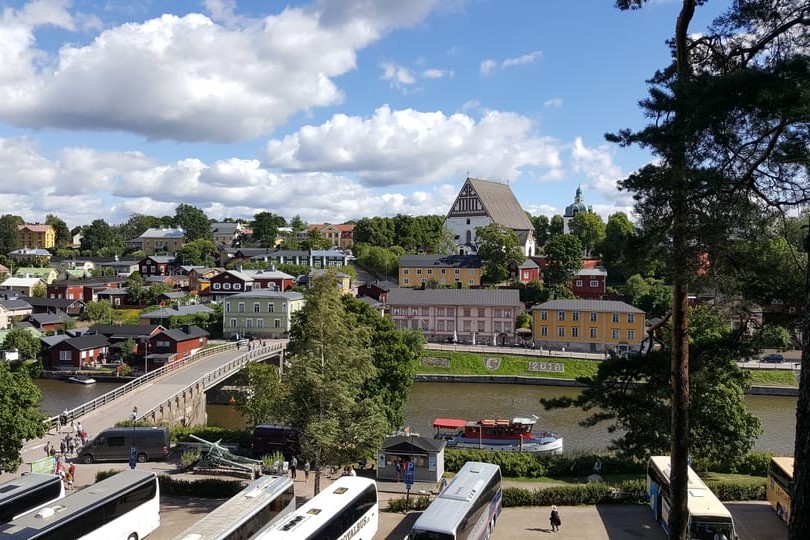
575;268;608;277
387;287;521;307
61;334;110;350
29;312;72;325
1;277;44;287
138;228;185;239
18;224;53;233
14;267;55;277
41;334;71;348
139;305;215;318
228;290;304;301
145;256;175;264
97;287;129;295
161;325;209;341
244;269;296;280
360;279;397;291
210;222;242;234
89;323;163;337
531;299;644;313
0;299;33;311
399;255;482;268
461;178;534;231
8;248;51;256
20;296;83;309
381;435;446;453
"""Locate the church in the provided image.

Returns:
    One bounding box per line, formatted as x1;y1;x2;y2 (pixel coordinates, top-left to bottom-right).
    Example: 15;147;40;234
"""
444;177;536;257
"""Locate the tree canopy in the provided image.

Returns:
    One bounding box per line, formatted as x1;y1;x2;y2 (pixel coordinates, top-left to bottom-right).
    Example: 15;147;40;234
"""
475;223;525;284
0;363;46;472
172;204;212;242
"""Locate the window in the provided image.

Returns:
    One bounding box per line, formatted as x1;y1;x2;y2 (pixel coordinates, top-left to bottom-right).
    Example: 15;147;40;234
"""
576;280;583;287
427;269;433;275
612;329;620;339
478;308;485;317
225;302;231;313
463;321;471;331
282;303;287;312
469;279;474;285
464;309;471;317
234;283;241;290
558;327;565;337
455;269;460;275
404;278;410;285
477;321;485;332
268;304;275;313
223;283;231;290
447;308;455;317
558;311;566;321
572;311;580;321
590;280;599;288
503;321;511;332
238;302;245;313
627;329;636;340
447;321;455;331
229;318;237;328
246;319;253;328
257;319;264;328
628;313;635;323
437;307;445;317
421;307;429;316
494;321;502;332
494;309;502;318
403;269;409;274
590;328;597;338
411;308;419;316
503;310;511;318
590;312;598;322
213;283;221;290
541;326;548;336
541;311;548;321
572;327;579;337
612;313;620;323
253;303;260;313
441;269;446;274
274;319;281;328
437;321;445;331
416;269;422;275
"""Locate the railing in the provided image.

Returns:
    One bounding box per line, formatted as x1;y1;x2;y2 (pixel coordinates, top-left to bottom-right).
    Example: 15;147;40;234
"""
140;341;287;421
42;341;256;431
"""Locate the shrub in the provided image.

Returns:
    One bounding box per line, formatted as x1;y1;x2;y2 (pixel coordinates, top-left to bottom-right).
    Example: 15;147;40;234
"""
444;450;547;478
171;426;252;447
444;449;645;478
386;495;433;512
180;447;202;468
706;481;766;502
95;469;245;498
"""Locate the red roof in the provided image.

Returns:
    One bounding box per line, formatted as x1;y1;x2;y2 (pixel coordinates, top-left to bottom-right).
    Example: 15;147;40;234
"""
432;418;467;429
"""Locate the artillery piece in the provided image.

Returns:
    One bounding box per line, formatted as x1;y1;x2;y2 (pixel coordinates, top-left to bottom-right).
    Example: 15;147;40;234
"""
189;434;262;478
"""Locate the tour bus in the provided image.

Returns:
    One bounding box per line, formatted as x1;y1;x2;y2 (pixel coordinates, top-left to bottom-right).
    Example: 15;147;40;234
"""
173;474;295;540
0;474;65;524
766;456;794;524
0;469;160;539
647;456;736;540
260;476;377;540
409;461;503;540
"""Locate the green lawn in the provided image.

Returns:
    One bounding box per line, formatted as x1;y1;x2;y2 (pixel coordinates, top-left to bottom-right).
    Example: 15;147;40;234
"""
416;351;599;379
747;369;798;387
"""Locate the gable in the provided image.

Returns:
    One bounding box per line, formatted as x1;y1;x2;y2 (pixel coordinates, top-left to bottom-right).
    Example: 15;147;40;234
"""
446;178;489;220
447;178;533;231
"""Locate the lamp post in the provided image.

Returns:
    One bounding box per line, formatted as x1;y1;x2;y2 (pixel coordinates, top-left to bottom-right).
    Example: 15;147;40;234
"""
130;406;138;469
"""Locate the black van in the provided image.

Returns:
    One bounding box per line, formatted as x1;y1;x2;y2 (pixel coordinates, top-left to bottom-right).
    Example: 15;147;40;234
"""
79;426;170;464
252;424;300;459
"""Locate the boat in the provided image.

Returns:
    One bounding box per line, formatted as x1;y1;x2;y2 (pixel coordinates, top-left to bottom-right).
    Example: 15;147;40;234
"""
433;415;563;454
68;376;96;385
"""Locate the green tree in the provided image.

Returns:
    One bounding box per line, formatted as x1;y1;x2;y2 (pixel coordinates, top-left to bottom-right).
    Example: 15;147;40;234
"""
570;212;606;257
80;219;121;255
116;213;163;243
82;300;118;323
354;217;395;248
0;214;23;254
543;234;583;288
548;215;564;238
756;325;793;352
45;214;72;247
251;212;286;248
300;229;332;251
475;223;525;284
1;328;41;361
280;271;389;494
31;282;46;298
532;215;550;248
599;213;636;281
172;204;211;242
176;239;218;267
0;363;46;472
234;363;286;427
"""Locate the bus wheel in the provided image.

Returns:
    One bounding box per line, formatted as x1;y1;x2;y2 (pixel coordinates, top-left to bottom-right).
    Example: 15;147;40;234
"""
137;453;148;463
127;533;138;540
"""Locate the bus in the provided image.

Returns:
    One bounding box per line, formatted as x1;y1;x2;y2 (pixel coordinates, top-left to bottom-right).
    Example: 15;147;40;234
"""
0;469;159;540
0;474;65;524
409;461;503;540
766;456;793;524
260;476;377;540
173;474;295;540
647;456;736;540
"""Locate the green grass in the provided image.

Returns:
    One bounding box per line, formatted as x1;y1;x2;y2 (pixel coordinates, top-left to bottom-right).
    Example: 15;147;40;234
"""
701;472;767;487
416;351;599;379
747;369;798;387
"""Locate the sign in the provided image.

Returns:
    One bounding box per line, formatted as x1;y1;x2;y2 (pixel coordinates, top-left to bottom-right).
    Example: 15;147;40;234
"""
129;447;137;469
528;361;564;373
404;461;415;486
31;457;55;474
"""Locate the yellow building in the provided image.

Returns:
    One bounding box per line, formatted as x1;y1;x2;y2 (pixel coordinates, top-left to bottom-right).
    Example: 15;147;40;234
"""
398;255;482;288
530;299;645;354
17;224;55;249
137;228;186;255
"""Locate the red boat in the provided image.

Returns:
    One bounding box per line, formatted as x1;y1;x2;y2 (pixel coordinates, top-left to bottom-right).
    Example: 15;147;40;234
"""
433;416;563;454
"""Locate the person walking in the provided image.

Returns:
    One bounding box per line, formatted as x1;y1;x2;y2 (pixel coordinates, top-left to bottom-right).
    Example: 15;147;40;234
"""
593;459;602;476
304;460;310;480
290;456;298;479
44;441;51;456
549;505;562;532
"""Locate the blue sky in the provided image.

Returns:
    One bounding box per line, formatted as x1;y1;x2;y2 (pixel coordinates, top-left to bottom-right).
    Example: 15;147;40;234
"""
0;0;730;229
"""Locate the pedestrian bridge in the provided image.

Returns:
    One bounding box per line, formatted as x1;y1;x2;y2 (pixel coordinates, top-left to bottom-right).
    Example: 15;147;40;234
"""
18;340;287;470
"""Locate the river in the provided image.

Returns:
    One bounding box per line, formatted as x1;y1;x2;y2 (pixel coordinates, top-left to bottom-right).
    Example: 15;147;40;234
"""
37;380;798;455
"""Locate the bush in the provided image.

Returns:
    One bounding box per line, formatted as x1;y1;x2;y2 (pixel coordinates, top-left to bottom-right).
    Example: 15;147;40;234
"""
94;469;245;498
692;451;773;476
171;426;252;447
386;495;433;512
180;447;202;468
444;449;645;478
444;450;548;478
706;481;766;502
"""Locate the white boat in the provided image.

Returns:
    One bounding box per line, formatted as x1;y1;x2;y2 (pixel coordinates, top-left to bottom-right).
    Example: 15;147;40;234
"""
433;415;563;455
68;376;96;385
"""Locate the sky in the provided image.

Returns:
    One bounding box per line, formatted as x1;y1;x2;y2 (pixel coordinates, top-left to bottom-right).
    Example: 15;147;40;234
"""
0;0;732;229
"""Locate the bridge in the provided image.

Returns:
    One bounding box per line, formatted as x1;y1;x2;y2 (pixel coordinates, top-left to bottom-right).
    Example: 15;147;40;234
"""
14;339;287;474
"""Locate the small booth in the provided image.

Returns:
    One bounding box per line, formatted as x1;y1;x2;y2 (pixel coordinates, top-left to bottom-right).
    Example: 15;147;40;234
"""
377;434;446;484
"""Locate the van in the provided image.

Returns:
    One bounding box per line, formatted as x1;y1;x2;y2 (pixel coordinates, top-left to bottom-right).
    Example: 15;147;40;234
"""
252;424;300;459
79;426;170;464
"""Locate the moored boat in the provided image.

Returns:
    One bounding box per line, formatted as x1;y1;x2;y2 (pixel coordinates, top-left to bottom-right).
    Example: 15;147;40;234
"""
68;376;96;385
433;415;563;454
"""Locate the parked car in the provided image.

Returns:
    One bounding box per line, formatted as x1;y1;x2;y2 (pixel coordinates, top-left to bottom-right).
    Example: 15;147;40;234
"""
762;353;785;363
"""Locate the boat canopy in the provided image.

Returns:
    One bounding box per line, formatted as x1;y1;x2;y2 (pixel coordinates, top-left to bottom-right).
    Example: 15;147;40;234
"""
433;418;467;429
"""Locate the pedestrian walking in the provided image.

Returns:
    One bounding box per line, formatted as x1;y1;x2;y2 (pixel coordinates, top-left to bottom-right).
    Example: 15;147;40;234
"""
68;462;76;478
593;459;602;475
395;461;402;482
304;460;310;480
60;440;67;455
549;505;562;532
44;442;51;456
68;437;76;455
76;421;82;434
290;456;298;479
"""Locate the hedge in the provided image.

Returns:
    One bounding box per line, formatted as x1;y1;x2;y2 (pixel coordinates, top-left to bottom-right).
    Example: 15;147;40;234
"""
443;449;646;478
95;469;244;498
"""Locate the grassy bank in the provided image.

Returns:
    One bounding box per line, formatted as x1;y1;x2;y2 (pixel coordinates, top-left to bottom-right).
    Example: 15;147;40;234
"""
416;350;798;387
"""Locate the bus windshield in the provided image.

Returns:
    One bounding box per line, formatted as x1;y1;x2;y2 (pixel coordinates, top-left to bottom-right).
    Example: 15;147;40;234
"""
409;531;454;540
690;519;733;540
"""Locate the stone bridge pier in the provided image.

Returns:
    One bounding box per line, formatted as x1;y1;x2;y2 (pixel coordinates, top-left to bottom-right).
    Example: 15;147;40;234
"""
142;381;208;427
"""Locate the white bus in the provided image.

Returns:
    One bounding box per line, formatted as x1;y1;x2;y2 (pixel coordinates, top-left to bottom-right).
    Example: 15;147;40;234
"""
409;461;502;540
0;469;159;540
0;474;65;524
647;456;737;540
260;476;377;540
173;474;295;540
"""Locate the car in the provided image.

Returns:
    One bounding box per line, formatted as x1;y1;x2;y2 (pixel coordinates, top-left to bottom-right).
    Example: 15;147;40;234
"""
762;353;785;363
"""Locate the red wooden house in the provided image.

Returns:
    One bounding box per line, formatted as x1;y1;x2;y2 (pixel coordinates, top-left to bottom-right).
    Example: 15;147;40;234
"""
48;334;110;369
144;325;209;367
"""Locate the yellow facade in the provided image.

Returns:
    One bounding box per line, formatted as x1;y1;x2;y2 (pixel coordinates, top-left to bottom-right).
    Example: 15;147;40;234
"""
531;300;645;353
398;265;482;287
142;237;185;255
17;224;55;249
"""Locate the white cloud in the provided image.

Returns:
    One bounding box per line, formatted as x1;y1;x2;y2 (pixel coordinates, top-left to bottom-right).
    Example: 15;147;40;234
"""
264;105;563;186
422;68;451;79
0;2;444;143
543;98;563;108
570;137;632;206
480;50;542;76
381;62;417;88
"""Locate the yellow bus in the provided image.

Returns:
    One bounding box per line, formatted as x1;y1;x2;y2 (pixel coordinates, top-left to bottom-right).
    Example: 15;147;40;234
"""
766;456;794;524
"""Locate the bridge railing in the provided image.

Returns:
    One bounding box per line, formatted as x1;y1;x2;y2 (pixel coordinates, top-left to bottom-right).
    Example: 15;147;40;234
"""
140;341;286;423
43;341;243;431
